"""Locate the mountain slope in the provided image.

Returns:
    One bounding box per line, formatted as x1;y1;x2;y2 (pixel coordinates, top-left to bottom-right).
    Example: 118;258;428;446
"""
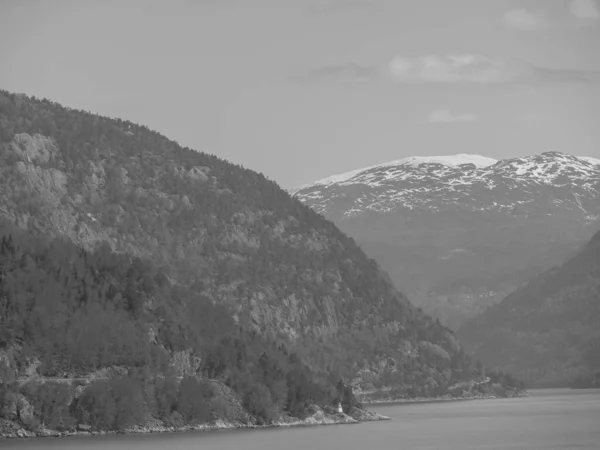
293;153;600;329
456;229;600;388
0;88;509;419
0;220;337;430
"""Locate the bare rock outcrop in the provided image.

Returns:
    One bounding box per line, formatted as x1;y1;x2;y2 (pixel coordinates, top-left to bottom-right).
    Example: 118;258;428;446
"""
15;395;36;429
10;133;58;164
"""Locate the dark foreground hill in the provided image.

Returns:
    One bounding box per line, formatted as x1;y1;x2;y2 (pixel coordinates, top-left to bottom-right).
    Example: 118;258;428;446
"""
457;229;600;388
0;90;522;436
0;220;378;436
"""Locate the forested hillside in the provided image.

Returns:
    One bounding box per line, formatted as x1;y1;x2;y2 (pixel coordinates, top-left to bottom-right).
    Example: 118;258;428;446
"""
0;220;353;431
0;90;523;435
457;229;600;388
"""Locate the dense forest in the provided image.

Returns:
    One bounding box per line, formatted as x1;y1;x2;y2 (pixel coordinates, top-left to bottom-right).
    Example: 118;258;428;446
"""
0;90;523;433
458;229;600;388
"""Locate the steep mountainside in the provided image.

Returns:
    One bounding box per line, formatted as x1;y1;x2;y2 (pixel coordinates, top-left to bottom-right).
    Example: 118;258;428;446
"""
457;229;600;388
293;153;600;329
0;89;521;436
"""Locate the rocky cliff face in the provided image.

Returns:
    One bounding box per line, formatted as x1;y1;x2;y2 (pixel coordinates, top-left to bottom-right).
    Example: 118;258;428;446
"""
0;89;488;399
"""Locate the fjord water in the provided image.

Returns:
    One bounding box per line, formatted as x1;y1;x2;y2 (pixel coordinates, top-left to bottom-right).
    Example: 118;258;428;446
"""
5;389;600;450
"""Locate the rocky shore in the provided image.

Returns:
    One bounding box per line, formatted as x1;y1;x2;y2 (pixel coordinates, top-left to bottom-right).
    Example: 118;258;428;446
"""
0;405;390;441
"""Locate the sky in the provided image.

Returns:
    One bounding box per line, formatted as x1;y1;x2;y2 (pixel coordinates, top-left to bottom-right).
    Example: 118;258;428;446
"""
1;0;599;189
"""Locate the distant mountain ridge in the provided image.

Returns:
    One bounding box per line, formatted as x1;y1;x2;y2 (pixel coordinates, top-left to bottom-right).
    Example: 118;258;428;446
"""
292;152;600;217
293;151;600;329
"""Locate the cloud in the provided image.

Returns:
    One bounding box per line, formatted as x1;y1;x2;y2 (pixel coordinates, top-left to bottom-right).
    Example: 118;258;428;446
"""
388;55;520;83
303;54;600;85
386;54;598;84
428;109;477;124
503;8;549;30
569;0;600;19
502;1;599;31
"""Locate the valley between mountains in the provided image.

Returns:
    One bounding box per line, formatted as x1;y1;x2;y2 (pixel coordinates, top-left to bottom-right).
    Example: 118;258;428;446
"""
457;228;600;388
293;152;600;389
0;90;524;439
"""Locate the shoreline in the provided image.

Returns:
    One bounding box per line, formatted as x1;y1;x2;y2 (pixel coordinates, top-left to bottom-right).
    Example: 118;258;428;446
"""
0;407;391;441
361;390;529;407
1;392;530;441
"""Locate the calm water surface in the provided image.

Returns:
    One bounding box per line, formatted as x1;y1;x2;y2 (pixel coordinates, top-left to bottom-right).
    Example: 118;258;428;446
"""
4;388;600;450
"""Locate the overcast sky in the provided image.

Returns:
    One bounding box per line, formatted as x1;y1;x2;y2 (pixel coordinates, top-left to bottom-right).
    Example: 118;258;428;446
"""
1;0;599;189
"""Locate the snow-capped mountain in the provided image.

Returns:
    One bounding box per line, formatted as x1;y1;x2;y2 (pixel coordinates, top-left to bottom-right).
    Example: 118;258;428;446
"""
293;154;498;192
293;152;600;330
293;152;600;220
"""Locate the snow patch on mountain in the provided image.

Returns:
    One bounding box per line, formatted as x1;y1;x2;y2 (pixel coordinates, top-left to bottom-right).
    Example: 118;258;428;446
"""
578;156;600;166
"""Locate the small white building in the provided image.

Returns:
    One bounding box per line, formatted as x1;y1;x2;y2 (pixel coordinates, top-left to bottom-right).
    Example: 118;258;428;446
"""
337;402;343;413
